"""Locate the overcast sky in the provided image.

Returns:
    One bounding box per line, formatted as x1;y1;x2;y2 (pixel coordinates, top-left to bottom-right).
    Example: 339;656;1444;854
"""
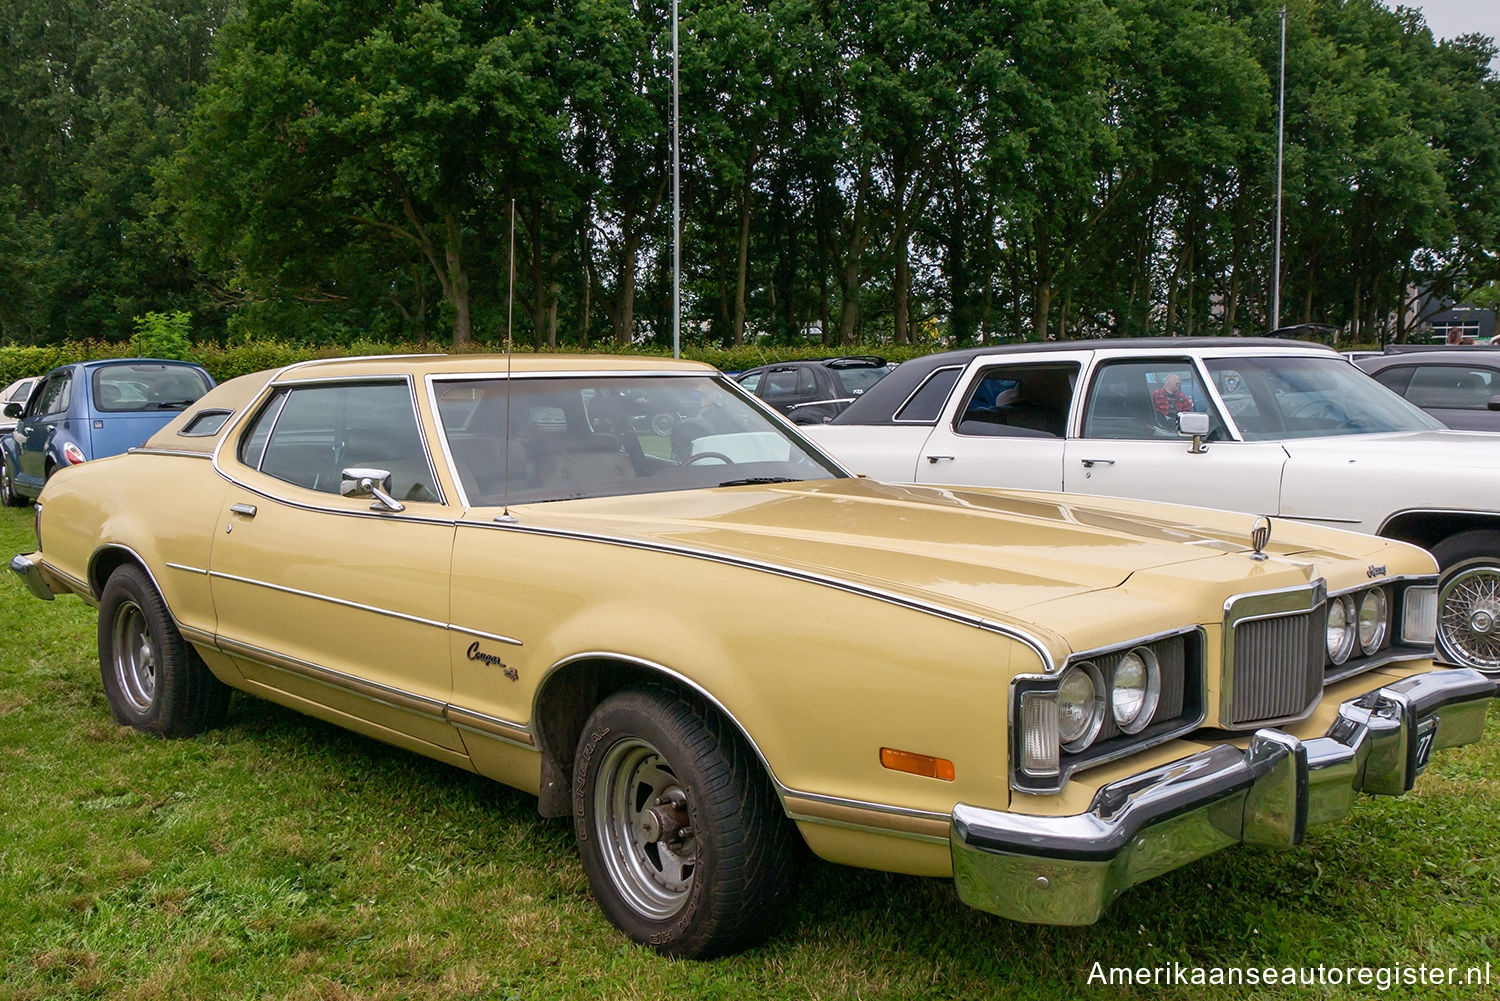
1398;1;1500;67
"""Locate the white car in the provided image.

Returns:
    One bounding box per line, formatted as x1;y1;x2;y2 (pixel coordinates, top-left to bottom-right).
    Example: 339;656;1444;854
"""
803;338;1500;671
0;376;38;437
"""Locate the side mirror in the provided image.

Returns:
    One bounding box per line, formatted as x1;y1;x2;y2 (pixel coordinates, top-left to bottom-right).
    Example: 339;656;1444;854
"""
1176;411;1210;454
1488;396;1500;412
340;467;405;513
3;402;21;419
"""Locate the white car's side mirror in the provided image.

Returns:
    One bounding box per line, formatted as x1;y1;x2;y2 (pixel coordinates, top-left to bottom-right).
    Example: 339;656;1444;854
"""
1176;411;1210;454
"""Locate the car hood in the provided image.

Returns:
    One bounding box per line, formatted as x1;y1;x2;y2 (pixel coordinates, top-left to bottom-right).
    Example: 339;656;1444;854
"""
517;479;1387;655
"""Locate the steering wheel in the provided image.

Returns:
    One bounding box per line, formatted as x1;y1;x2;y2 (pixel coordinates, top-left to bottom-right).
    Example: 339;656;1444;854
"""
1289;399;1351;424
684;451;734;466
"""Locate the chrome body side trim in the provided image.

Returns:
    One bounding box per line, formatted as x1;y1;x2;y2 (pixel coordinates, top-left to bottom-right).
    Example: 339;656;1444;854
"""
206;569;523;647
491;526;1059;671
444;706;535;748
165;562;208;575
215;635;449;719
953;667;1497;925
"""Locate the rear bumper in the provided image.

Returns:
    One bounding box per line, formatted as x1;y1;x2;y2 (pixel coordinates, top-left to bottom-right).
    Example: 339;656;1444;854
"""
951;667;1497;925
9;552;60;601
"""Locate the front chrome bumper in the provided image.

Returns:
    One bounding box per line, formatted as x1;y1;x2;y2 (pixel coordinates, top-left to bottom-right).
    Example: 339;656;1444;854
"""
952;667;1497;925
10;553;57;601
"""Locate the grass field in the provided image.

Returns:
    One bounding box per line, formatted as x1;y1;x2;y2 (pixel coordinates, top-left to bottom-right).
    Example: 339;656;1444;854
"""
1;504;1497;1000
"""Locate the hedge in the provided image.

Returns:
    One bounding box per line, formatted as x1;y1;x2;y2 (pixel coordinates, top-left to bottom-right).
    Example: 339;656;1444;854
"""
0;340;936;386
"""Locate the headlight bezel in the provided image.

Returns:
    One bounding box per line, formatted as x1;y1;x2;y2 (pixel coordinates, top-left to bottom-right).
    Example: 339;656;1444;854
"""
1357;587;1389;655
1110;646;1162;735
1325;594;1357;665
1010;627;1205;794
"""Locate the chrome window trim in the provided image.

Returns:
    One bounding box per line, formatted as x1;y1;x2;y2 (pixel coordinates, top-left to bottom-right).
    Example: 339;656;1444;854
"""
1009;626;1207;795
126;448;213;460
1077;354;1235;442
177;408;235;438
219;375;448;507
537;650;950;841
892;365;964;424
482;522;1059;671
1220;580;1327;728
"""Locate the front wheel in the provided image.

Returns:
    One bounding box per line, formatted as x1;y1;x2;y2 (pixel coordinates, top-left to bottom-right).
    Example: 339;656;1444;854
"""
0;458;25;507
1432;530;1500;671
571;685;799;957
98;565;230;736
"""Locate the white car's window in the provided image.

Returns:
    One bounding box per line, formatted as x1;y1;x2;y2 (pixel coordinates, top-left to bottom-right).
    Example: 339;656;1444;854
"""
1203;356;1443;439
955;363;1077;438
1082;360;1225;440
433;375;843;505
893;366;963;422
243;382;439;501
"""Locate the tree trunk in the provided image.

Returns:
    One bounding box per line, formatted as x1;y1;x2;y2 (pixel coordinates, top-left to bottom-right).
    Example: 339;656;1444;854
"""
733;175;752;347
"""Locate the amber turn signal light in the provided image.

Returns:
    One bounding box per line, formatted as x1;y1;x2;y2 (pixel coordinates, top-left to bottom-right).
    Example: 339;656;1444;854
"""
880;747;955;782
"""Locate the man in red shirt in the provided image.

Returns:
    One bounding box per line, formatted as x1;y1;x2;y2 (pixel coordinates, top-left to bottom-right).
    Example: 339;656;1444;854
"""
1152;373;1194;418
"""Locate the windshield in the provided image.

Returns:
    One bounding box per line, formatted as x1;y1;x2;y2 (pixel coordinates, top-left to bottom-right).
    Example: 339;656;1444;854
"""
433;374;845;505
1203;356;1444;440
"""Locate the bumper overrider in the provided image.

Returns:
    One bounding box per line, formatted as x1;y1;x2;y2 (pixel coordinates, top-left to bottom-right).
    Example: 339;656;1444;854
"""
952;668;1497;925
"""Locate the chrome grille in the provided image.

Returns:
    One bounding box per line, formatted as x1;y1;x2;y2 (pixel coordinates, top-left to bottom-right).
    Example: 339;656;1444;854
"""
1226;609;1324;726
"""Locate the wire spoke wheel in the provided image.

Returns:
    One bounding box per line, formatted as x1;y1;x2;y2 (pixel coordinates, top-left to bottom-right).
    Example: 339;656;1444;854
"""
1439;562;1500;670
593;737;697;920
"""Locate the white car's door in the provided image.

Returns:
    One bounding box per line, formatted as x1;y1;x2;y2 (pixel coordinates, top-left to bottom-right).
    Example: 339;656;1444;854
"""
1061;356;1287;514
914;355;1087;491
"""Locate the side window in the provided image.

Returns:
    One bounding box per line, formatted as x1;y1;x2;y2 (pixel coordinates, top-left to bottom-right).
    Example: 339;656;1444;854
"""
1083;360;1224;440
894;366;963;423
1403;366;1496;410
761;370;801;401
1371;367;1413;396
738;373;762;394
955;363;1078;438
32;374;71;417
246;383;439;501
796;368;818;396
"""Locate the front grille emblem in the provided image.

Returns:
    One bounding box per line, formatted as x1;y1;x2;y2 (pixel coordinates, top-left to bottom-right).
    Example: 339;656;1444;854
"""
1249;516;1272;561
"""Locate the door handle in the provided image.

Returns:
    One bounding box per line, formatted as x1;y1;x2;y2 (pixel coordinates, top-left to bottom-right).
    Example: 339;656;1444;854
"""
1080;458;1115;468
229;503;258;518
926;455;955;463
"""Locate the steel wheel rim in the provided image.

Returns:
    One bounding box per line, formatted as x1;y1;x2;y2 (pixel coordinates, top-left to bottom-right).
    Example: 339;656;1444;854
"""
592;736;697;920
1438;562;1500;670
0;465;11;503
111;600;157;713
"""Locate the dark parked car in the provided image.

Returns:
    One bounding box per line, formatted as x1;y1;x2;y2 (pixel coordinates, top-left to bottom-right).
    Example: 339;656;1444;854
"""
735;356;892;424
1355;350;1500;431
2;359;214;506
0;376;40;438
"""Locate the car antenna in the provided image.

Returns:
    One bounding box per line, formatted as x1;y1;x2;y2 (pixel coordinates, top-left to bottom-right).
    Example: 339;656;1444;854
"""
496;197;518;525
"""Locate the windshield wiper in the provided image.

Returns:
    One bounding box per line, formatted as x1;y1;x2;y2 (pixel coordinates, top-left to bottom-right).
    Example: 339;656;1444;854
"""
150;400;198;410
717;476;800;487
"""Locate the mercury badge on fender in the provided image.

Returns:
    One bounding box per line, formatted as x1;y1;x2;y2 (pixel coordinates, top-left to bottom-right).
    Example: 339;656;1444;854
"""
11;354;1496;957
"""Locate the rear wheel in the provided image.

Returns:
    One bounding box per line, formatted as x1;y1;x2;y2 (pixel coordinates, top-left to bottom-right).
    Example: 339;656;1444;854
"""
571;685;799;957
98;565;230;736
1432;530;1500;671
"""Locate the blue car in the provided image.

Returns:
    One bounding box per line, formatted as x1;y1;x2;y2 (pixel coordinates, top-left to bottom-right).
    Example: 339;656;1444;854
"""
1;359;214;506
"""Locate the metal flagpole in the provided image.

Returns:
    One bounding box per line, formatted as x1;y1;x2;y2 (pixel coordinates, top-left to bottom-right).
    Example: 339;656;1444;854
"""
672;0;681;359
1272;5;1287;331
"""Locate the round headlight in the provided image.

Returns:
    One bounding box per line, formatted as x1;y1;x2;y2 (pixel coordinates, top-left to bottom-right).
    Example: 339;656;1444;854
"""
1111;647;1161;734
1326;595;1357;664
1358;588;1389;655
1057;662;1105;751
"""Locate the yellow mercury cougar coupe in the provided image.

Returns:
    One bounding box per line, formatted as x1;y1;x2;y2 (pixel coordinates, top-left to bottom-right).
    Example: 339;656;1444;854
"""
10;354;1496;957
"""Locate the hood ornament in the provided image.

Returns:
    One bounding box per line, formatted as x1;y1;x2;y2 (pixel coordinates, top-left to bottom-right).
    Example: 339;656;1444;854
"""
1249;516;1272;561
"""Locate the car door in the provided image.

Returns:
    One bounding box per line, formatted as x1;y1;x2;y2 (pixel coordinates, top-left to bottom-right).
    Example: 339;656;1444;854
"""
758;366;820;415
1370;362;1500;431
12;369;77;492
1061;356;1287;514
914;355;1086;491
209;379;465;755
